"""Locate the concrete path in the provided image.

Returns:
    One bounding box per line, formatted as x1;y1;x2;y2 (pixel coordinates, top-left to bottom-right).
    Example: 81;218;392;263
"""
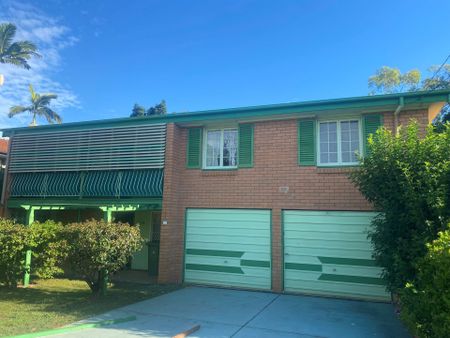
50;286;410;338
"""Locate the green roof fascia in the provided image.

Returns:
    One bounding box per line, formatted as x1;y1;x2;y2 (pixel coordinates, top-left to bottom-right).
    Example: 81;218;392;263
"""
7;197;162;209
2;90;449;137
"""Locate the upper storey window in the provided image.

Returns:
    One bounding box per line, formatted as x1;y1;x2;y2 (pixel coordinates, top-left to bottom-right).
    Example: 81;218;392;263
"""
204;128;238;168
318;119;361;166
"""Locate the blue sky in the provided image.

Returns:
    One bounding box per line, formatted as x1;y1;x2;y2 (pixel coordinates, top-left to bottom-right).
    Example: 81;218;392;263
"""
0;0;449;127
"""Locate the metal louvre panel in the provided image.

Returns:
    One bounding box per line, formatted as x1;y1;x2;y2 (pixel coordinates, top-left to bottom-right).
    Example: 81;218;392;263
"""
9;123;166;172
9;169;164;198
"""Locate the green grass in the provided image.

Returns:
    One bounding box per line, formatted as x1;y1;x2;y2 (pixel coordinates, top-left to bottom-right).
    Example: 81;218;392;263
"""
0;278;180;337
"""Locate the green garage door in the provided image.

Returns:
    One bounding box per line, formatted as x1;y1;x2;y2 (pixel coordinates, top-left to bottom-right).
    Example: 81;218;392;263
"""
185;208;271;290
283;210;389;301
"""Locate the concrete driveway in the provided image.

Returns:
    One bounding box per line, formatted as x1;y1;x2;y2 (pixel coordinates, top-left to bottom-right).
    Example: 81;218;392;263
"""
51;286;410;338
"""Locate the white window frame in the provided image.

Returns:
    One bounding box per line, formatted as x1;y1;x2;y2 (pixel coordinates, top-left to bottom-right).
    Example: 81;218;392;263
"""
317;118;363;166
203;127;238;169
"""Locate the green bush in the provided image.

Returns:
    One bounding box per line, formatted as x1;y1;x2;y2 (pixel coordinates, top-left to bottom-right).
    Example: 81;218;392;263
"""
0;219;29;287
29;221;67;279
64;219;143;295
400;226;450;338
351;123;450;292
0;219;68;286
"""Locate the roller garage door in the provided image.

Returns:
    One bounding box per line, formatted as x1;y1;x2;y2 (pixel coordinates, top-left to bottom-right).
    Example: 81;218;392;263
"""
184;209;271;290
283;210;389;301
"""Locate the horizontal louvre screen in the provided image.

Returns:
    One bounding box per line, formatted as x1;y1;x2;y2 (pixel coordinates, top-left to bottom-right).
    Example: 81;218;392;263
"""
8;124;166;173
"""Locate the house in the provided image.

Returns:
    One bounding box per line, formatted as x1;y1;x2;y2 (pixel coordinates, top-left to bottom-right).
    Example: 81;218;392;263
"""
1;90;449;301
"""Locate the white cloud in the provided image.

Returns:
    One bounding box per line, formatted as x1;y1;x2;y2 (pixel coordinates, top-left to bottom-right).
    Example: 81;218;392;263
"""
0;0;79;128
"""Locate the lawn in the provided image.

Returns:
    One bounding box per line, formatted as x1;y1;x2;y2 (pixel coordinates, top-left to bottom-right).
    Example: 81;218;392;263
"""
0;278;180;337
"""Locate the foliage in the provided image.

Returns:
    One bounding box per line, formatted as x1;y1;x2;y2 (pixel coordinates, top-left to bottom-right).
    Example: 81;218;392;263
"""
368;66;421;94
350;123;450;292
368;65;450;124
129;100;167;117
9;84;61;126
29;221;67;279
0;219;68;286
0;22;40;70
64;220;143;294
147;100;167;116
0;219;29;287
400;225;450;338
130;103;146;117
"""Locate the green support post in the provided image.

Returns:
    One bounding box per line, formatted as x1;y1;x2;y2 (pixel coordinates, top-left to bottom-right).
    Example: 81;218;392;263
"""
101;207;112;295
23;207;35;287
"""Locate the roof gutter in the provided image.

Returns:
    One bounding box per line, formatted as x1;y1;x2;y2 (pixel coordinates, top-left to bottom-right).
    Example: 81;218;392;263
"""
393;96;404;134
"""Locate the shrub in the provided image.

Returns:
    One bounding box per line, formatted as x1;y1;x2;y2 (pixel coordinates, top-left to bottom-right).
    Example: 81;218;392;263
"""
0;219;29;287
351;123;450;292
400;226;450;338
29;221;67;279
64;219;143;295
0;219;68;286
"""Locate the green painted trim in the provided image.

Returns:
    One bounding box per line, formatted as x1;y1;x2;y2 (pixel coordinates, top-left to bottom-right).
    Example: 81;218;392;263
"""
318;273;386;286
7;316;136;338
186;248;244;258
285;262;323;272
3;90;449;136
269;208;273;290
316;165;359;168
182;208;187;283
200;168;238;171
7;197;163;209
241;259;271;268
281;209;285;291
318;256;377;267
185;263;244;274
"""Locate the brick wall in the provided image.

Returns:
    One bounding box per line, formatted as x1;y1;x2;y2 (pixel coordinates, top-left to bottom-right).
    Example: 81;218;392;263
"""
159;109;430;290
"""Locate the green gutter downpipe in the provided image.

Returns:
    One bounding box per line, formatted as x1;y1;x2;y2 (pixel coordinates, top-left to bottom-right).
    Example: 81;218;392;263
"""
394;96;404;134
23;207;35;287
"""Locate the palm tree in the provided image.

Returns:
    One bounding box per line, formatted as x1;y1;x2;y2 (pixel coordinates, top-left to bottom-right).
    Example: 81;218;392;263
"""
0;22;40;86
9;84;62;126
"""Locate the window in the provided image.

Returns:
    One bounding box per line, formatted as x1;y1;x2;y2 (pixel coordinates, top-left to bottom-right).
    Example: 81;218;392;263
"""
204;128;238;168
318;119;361;165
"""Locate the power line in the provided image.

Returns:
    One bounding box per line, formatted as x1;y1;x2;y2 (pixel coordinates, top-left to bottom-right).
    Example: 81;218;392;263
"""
430;53;450;80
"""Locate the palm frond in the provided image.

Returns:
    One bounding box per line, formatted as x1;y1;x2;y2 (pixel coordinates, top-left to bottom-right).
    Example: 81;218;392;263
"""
9;105;31;117
29;84;37;101
1;56;31;69
36;93;58;106
38;107;62;124
0;23;16;54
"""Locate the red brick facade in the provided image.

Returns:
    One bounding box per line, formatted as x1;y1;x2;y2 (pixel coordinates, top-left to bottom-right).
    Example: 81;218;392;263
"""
158;108;431;290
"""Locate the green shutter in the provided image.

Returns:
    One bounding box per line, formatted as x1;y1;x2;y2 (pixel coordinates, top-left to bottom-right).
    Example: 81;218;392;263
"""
363;114;383;156
187;127;202;168
238;124;254;168
298;120;316;166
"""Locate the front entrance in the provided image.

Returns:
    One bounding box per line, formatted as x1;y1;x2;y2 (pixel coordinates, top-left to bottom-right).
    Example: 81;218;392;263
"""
113;210;161;276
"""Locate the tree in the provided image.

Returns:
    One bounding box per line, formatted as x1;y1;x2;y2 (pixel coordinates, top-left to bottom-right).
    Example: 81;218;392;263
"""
129;100;167;117
350;123;450;292
9;84;61;126
368;65;450;124
147;100;167;116
64;220;143;295
0;23;40;83
130;103;146;117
